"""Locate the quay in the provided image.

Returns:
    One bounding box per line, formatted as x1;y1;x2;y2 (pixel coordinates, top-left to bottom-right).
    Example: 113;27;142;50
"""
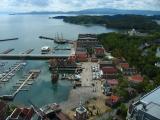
0;38;18;42
0;70;41;101
0;54;69;60
0;49;14;54
39;36;54;40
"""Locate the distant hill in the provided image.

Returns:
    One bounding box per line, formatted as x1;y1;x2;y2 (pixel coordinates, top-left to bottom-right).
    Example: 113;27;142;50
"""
16;8;160;15
53;15;160;32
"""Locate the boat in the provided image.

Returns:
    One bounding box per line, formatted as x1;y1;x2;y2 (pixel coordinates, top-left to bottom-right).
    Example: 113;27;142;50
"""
41;46;51;54
54;39;67;44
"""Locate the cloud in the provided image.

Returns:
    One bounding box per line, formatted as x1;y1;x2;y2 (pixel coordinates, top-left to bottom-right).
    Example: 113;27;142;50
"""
0;0;159;12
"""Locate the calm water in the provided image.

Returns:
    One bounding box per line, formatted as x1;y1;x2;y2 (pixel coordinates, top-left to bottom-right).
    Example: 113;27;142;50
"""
0;14;115;107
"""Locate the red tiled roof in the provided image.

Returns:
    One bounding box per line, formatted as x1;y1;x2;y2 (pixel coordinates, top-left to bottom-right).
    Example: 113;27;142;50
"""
129;75;143;83
110;95;119;103
102;67;117;74
107;79;119;86
10;108;35;119
120;63;129;69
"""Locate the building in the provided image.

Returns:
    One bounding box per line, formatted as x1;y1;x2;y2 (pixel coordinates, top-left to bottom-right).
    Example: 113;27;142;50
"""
0;101;8;120
127;86;160;120
77;34;99;48
94;45;105;57
101;66;118;79
105;95;120;107
75;48;88;62
123;68;137;76
99;61;114;69
128;74;143;84
6;107;35;120
75;101;87;120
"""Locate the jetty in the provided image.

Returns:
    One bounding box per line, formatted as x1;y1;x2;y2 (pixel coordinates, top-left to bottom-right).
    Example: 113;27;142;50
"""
0;38;18;42
0;70;41;101
39;36;54;40
0;49;14;54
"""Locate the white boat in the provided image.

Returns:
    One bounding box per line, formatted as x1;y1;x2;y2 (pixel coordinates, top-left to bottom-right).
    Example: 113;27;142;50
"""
41;46;50;54
2;78;8;82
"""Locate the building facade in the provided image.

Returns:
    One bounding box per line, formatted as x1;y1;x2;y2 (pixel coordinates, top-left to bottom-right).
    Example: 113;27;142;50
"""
127;86;160;120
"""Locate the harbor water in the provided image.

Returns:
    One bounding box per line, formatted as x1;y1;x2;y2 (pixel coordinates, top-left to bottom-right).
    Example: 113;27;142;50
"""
0;14;115;107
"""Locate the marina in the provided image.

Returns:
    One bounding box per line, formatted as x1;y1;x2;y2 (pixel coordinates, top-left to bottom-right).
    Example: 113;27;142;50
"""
0;69;41;101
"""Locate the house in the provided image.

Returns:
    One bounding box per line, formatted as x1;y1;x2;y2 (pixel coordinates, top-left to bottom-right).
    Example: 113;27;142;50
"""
77;34;99;48
99;60;114;69
105;95;120;107
119;63;129;70
128;74;143;84
127;86;160;120
0;101;8;120
94;45;105;57
123;67;137;76
101;67;118;79
118;61;137;76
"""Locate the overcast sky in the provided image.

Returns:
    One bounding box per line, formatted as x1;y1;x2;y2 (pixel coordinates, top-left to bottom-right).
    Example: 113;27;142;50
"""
0;0;160;12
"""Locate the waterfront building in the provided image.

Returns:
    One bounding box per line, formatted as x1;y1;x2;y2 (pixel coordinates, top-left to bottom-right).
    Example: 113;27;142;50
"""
77;34;99;48
127;86;160;120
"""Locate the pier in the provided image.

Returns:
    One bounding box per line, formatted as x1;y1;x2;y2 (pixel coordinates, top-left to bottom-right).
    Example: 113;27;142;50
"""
39;36;54;40
0;49;14;54
0;38;18;42
0;49;34;83
0;70;41;101
0;54;69;60
0;61;26;83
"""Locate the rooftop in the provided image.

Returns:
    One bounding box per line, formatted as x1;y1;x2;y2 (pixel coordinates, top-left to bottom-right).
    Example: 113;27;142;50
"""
140;86;160;105
129;86;160;119
128;74;143;83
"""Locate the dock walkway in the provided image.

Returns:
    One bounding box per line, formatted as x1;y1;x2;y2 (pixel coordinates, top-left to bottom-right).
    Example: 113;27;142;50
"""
0;70;41;101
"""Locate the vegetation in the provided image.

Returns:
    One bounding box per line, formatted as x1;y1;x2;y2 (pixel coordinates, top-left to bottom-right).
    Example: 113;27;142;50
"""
58;15;160;32
99;32;160;93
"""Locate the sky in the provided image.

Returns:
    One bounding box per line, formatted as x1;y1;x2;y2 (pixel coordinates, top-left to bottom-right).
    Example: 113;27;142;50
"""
0;0;160;12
